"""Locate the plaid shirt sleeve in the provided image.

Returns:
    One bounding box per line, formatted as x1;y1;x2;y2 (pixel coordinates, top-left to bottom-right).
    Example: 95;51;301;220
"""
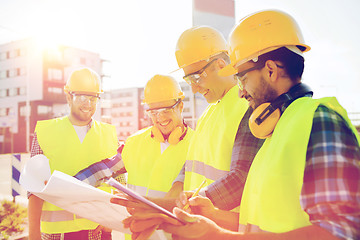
30;132;43;157
205;108;265;210
301;105;360;239
74;144;127;187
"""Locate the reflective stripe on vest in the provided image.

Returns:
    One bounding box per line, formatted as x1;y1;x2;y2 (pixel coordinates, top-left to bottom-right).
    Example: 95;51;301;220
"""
123;127;194;197
239;97;359;233
127;184;167;198
184;85;248;193
36;116;118;234
184;160;228;181
41;211;84;222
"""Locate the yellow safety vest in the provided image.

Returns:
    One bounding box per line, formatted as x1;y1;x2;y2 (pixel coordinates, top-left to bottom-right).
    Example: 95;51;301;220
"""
184;85;248;192
36;116;118;234
122;127;194;198
239;97;360;233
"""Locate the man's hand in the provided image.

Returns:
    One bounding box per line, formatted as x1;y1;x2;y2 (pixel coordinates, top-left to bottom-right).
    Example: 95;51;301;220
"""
110;193;154;215
177;192;217;219
123;212;182;240
160;207;224;240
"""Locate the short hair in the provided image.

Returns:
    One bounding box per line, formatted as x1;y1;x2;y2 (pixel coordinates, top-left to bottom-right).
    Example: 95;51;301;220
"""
256;47;305;82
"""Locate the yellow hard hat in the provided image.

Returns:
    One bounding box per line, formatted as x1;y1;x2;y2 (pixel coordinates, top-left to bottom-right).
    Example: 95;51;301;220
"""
143;75;185;104
175;26;227;69
64;67;103;94
220;10;311;76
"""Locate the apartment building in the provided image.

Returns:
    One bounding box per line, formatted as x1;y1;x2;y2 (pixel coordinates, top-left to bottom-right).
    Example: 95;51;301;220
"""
0;38;103;153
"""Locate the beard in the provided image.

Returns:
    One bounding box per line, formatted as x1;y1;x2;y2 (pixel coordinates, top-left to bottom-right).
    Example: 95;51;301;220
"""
252;76;278;109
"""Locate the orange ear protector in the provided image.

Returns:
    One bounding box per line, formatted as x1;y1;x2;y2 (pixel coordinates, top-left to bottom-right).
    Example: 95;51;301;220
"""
249;83;313;139
151;123;188;145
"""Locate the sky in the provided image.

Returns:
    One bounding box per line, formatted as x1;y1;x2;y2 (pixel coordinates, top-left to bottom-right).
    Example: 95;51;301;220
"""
0;0;359;113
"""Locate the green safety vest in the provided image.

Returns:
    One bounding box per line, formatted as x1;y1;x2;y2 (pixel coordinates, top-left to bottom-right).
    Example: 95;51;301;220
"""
184;85;248;193
239;97;360;233
122;126;194;197
36;116;118;234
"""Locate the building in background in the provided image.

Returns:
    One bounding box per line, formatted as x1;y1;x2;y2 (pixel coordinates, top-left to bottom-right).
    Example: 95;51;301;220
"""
0;38;104;153
192;0;235;38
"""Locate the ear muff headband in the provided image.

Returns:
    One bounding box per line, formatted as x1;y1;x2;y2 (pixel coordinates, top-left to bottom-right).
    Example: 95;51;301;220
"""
249;83;313;139
151;123;188;145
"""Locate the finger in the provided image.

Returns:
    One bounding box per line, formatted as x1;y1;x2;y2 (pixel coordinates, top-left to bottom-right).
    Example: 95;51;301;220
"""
131;218;162;232
188;195;211;207
132;232;140;240
135;224;158;240
123;216;134;228
110;197;130;206
110;197;143;209
179;191;188;206
173;207;199;223
127;207;136;215
130;213;182;228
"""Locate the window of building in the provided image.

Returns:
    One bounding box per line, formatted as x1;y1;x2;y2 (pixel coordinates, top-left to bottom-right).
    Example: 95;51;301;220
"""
37;105;52;115
8;88;16;97
20;48;26;57
182;85;190;91
48;87;63;94
15;49;21;57
0;71;6;79
48;68;63;81
0;89;6;97
20;105;30;117
19;87;26;95
20;67;26;76
9;69;16;78
0;52;6;61
183;107;190;113
0;108;6;116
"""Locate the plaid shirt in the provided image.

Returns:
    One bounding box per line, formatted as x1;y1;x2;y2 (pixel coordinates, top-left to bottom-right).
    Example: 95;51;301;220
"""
205;108;265;210
300;105;360;239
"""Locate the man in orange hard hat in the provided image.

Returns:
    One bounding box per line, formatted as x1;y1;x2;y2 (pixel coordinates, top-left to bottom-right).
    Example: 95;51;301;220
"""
27;67;118;240
143;10;360;240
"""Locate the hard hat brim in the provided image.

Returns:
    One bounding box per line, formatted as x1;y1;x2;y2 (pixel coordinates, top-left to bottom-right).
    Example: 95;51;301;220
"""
218;64;238;77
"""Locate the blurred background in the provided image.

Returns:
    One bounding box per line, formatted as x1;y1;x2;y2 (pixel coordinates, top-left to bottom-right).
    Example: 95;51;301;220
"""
1;0;359;154
0;0;359;238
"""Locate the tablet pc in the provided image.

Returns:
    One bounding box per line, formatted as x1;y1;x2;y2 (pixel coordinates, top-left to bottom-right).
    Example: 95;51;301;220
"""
106;177;186;224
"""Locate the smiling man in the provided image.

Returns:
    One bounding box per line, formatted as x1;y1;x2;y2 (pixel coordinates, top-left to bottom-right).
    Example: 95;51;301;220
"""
28;67;118;240
119;74;194;239
174;26;264;213
121;75;193;200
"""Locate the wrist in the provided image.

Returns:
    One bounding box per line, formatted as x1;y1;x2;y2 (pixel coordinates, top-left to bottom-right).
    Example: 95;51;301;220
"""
205;206;219;220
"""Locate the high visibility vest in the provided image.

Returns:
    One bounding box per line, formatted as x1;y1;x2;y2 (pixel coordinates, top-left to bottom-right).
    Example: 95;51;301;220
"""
239;97;360;233
35;116;118;234
122;127;194;198
184;85;248;193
